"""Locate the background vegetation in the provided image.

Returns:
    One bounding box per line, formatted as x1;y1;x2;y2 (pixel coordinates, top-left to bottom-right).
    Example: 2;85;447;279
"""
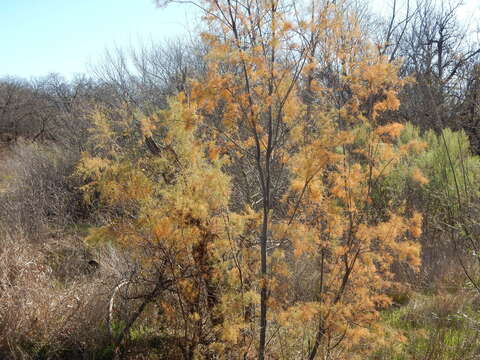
1;0;480;359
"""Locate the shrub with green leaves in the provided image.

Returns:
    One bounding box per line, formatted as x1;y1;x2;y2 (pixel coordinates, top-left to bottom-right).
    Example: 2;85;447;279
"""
371;123;480;283
375;123;480;217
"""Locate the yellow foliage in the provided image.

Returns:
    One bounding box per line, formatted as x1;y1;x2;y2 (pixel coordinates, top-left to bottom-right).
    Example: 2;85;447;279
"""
411;167;429;185
76;0;426;357
410;212;423;238
375;122;405;138
139;116;155;137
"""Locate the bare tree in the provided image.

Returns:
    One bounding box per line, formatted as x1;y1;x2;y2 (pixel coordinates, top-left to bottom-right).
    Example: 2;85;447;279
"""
376;0;480;132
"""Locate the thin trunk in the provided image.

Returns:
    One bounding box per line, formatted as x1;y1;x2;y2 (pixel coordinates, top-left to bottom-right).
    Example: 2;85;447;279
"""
308;248;360;359
258;206;269;360
259;2;276;357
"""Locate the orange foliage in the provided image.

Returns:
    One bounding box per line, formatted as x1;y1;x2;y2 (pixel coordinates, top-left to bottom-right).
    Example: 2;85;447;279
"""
81;0;426;358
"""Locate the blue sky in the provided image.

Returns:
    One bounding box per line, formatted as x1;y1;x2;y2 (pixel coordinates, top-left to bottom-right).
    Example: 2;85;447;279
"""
0;0;478;80
0;0;197;79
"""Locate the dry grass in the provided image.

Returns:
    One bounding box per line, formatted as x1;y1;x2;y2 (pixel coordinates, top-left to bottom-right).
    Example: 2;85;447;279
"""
0;234;122;359
0;140;155;359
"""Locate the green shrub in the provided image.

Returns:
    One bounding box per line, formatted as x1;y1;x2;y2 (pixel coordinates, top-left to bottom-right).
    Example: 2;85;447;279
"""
376;123;480;216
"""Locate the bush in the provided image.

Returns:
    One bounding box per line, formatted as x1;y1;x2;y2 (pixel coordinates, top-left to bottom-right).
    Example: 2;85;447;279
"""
0;234;113;359
376;123;480;215
0;140;84;239
373;124;480;286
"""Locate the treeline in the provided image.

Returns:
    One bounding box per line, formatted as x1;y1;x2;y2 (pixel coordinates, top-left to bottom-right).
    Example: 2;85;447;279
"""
0;0;479;359
2;2;479;151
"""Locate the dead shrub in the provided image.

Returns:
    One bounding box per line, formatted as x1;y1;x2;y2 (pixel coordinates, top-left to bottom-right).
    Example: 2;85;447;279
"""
0;140;83;239
0;234;125;359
